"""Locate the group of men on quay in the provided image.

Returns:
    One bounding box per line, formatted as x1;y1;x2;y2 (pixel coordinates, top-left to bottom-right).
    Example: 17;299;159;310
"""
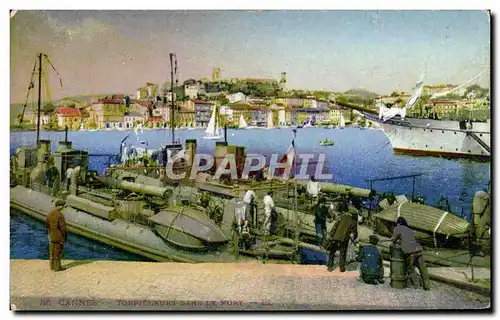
45;174;430;291
234;176;431;290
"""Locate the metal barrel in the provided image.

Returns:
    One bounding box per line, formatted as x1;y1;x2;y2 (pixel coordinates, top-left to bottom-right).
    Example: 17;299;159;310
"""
390;244;408;289
295;180;375;198
118;180;172;200
95;175;172;199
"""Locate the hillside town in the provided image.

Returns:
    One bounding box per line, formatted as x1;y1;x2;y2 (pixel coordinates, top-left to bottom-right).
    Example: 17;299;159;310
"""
13;68;490;131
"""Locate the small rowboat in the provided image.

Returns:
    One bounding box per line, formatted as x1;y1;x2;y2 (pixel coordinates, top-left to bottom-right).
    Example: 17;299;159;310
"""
319;139;334;146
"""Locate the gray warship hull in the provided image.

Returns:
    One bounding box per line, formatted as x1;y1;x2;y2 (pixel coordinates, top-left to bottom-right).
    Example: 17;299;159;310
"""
10;186;261;263
364;114;490;160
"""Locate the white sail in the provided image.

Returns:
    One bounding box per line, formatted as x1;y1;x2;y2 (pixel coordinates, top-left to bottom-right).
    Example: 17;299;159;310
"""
267;111;274;128
204;106;222;139
340;112;346;127
238;114;248;128
205;107;217;135
278;110;286;126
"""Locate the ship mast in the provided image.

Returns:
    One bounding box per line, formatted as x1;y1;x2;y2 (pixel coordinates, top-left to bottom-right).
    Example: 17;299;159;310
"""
169;53;178;145
36;53;43;146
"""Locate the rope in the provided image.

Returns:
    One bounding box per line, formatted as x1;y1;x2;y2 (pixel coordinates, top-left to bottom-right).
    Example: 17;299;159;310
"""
433;211;449;248
44;54;63;88
397;200;408;218
430;69;488;99
18;59;38;127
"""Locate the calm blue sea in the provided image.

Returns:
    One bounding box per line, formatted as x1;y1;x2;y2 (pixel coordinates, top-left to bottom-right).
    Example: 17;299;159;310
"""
10;128;490;261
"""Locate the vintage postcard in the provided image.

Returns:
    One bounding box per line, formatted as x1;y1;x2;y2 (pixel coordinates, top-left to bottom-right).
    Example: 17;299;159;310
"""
9;9;491;311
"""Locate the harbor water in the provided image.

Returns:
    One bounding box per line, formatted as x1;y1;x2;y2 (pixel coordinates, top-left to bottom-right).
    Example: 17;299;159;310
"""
10;128;490;261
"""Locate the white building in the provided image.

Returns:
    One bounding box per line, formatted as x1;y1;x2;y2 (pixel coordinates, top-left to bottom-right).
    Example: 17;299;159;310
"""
123;111;144;129
152;106;169;119
219;105;233;121
184;83;205;99
226;92;247;103
166;92;176;102
24;111;51;126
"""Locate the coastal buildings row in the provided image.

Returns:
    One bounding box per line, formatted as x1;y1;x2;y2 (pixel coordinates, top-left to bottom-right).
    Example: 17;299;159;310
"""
23;93;489;130
22;97;353;130
17;77;488;129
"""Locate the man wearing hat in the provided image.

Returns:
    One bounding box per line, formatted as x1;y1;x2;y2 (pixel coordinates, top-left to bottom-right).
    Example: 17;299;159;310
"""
46;199;68;272
325;204;358;272
392;217;430;290
358;235;385;285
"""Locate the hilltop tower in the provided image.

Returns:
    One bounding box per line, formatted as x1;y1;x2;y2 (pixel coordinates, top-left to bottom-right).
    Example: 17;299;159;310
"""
212;68;221;82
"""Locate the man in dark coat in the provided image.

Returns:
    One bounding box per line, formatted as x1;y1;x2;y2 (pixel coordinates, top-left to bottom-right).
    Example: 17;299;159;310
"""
358;235;384;285
325;204;358;272
46;199;67;272
314;196;330;247
391;217;430;290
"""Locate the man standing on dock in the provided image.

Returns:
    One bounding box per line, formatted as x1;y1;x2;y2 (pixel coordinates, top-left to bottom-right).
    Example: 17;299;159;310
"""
46;199;68;272
391;217;430;291
325;202;358;272
263;191;275;235
243;189;257;227
65;164;74;191
307;175;321;204
314;196;330;247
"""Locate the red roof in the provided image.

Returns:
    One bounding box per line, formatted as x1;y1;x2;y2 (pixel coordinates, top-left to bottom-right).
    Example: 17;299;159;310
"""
56;107;81;117
147;117;164;123
191;99;212;105
136;100;152;107
429;99;460;104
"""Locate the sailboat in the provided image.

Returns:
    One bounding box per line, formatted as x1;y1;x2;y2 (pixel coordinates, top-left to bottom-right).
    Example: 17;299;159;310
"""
79;122;86;131
238;114;248;129
339;112;346;129
204;106;223;140
303;119;313;128
264;111;274;130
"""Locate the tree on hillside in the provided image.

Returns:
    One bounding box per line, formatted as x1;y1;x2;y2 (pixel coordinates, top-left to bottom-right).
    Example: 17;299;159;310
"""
48;113;58;130
314;91;330;101
464;84;489;99
412;94;431;117
183;79;198;86
43;103;55;113
160;81;171;96
87;117;97;130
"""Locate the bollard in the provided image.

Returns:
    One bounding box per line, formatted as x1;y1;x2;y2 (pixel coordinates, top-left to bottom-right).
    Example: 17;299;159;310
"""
390;243;408;289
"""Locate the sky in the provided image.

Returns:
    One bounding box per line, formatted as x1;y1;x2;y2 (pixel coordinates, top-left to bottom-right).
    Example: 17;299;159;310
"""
10;10;491;103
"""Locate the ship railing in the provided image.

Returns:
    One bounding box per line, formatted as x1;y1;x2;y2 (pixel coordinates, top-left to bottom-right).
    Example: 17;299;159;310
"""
366;173;422;201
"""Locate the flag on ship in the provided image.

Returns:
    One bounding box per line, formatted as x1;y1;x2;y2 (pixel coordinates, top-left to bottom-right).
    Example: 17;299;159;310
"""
275;130;296;179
